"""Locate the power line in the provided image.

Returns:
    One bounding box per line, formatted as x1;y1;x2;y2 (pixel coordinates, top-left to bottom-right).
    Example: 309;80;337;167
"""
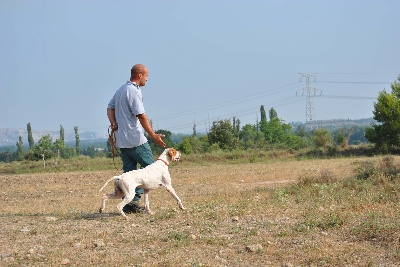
315;81;390;84
154;76;385;132
164;96;304;132
152;81;302;121
318;95;376;100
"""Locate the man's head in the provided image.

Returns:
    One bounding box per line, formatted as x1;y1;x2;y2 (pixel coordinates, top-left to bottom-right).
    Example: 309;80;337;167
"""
130;64;148;87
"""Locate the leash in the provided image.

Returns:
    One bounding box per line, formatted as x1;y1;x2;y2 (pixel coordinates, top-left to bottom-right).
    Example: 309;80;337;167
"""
108;126;122;171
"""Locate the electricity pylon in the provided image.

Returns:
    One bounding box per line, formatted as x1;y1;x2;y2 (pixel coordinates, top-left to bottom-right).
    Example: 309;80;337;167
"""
297;73;322;129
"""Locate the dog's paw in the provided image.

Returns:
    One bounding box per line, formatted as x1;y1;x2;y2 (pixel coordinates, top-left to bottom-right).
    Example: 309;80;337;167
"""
146;210;154;215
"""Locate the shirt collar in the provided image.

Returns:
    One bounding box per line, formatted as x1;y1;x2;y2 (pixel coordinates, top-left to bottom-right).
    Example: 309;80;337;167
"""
127;81;140;89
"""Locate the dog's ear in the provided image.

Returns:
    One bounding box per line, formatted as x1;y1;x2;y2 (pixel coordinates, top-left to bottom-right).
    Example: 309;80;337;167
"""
168;148;176;159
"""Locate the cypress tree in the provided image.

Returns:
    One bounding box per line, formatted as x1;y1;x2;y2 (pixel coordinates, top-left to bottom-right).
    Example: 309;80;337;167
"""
27;122;34;149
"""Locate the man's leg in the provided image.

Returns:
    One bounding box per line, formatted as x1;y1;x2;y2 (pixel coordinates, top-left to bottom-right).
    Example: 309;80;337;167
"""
119;148;142;213
120;143;154;201
129;143;155;201
120;148;137;173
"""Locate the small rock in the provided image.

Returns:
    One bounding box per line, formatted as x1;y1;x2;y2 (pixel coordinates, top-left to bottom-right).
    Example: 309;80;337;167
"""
1;253;12;259
93;239;105;248
245;244;263;253
61;258;70;265
20;227;30;233
190;234;197;240
45;216;58;222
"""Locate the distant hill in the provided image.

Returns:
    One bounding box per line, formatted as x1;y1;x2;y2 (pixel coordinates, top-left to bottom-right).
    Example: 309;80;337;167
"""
290;118;375;131
0;128;108;147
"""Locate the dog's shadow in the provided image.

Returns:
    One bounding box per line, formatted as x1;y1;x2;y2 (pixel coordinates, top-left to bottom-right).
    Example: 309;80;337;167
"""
78;212;122;220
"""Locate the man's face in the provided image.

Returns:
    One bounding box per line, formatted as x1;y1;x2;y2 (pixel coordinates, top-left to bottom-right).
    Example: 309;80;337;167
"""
138;68;149;87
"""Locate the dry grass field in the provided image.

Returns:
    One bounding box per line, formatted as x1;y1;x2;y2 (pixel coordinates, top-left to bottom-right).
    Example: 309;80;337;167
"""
0;155;399;266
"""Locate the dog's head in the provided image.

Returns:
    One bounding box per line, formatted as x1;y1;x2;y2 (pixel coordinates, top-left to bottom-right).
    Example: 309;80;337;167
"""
167;148;181;162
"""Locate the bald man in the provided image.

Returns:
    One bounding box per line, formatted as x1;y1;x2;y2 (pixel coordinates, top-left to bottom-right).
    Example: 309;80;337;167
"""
107;64;166;213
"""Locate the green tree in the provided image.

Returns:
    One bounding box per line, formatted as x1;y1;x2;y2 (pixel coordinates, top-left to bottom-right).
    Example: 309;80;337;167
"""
27;122;34;150
295;124;308;138
193;122;197;137
178;137;193;154
240;124;265;149
259;105;268;133
34;134;54;168
333;128;353;148
208;119;241;150
365;75;400;152
54;124;67;160
0;150;13;163
264;117;287;144
313;128;334;150
232;117;241;137
74;126;81;156
16;135;24;160
53;138;66;163
60;125;65;143
269;107;278;120
260;105;267;122
260;108;295;147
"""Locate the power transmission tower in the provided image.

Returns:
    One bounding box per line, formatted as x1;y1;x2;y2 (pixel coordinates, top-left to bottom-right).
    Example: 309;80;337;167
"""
297;73;322;129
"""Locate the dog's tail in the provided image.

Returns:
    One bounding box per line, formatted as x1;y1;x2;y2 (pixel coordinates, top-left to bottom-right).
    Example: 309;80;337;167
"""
99;176;119;192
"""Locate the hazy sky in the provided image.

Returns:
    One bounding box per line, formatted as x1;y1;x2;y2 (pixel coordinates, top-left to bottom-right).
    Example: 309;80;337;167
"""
1;0;399;135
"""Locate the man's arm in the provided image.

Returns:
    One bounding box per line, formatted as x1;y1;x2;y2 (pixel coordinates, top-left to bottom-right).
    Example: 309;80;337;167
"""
137;113;166;147
107;108;118;131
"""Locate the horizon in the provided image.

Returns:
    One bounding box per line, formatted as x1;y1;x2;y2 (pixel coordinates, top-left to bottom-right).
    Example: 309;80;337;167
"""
0;117;375;135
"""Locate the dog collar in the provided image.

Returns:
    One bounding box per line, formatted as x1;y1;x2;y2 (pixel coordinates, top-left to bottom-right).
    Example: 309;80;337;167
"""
157;158;169;166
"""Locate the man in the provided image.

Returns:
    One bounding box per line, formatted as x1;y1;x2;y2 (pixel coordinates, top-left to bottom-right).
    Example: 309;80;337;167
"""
107;64;166;213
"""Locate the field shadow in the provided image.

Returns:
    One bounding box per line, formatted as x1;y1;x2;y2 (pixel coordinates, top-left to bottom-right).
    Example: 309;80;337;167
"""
74;212;121;220
0;211;122;220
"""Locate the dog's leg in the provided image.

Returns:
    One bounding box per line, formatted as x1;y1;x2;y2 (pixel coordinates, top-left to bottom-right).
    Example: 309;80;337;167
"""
116;189;137;220
99;194;108;213
143;189;153;214
116;200;130;220
99;188;124;213
165;185;186;210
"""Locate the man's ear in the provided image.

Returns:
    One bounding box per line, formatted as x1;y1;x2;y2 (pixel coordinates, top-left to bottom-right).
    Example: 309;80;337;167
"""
168;148;176;159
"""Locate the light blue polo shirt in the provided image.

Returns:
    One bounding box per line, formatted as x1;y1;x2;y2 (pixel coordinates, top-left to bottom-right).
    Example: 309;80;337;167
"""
108;81;148;148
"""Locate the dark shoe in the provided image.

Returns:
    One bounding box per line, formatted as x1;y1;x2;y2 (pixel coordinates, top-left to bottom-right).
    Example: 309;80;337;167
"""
122;201;145;214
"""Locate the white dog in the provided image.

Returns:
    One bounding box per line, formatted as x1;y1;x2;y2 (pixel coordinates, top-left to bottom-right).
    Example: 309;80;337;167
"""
99;148;185;219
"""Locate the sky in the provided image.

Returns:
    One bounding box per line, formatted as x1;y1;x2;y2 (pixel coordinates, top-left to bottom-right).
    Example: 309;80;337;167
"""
1;0;399;135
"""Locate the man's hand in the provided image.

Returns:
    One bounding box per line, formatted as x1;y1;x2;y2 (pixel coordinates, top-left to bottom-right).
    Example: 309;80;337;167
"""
137;114;167;148
152;133;166;148
110;123;118;131
107;108;118;131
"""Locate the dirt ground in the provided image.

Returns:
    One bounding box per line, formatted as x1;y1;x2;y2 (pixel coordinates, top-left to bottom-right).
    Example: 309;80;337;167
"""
0;157;399;266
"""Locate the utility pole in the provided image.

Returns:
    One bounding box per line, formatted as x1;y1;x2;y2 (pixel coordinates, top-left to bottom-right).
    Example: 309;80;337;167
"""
297;73;322;130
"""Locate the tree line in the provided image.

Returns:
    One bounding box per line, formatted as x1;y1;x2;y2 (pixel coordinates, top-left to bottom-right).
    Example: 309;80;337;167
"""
1;124;83;165
1;75;400;164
